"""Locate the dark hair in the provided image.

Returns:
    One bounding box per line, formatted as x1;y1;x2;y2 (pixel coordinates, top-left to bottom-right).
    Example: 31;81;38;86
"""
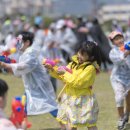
0;79;8;97
34;24;40;29
79;41;101;66
19;31;34;46
92;17;99;25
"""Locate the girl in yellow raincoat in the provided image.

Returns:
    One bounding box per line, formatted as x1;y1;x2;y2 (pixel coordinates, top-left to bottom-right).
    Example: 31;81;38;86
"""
45;41;101;130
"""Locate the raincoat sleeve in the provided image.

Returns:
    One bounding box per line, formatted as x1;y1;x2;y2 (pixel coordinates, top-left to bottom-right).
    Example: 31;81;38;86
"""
109;48;125;65
63;65;96;89
125;55;130;68
9;50;39;77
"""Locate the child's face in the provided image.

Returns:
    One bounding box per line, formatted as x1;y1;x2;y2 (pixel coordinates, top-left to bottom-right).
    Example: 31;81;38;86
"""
77;51;89;64
112;35;124;47
20;40;30;52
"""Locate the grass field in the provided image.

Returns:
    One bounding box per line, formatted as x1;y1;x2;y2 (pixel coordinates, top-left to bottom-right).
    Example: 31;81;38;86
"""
0;72;130;130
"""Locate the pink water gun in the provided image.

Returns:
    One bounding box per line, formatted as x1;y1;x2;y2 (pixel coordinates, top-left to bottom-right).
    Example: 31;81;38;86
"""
43;58;72;74
58;66;72;74
43;58;60;67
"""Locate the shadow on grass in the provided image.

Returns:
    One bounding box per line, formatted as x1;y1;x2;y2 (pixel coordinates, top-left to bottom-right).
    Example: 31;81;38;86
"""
40;128;61;130
125;123;130;130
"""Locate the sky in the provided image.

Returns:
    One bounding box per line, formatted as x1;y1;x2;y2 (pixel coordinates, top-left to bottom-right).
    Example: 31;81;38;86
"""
51;0;130;16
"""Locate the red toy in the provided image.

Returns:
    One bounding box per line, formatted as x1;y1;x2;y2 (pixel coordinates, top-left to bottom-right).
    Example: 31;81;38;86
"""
10;96;31;128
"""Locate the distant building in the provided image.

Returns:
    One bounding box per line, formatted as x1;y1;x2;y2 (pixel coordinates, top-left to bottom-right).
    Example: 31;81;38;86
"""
0;0;44;17
98;4;130;23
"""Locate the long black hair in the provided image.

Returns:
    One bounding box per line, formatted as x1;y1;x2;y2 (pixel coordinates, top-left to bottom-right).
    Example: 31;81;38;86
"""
0;79;8;97
79;41;101;66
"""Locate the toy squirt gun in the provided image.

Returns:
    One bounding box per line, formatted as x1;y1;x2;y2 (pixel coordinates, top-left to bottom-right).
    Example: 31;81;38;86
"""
43;58;73;74
2;47;17;57
120;41;130;51
10;96;32;128
0;55;16;63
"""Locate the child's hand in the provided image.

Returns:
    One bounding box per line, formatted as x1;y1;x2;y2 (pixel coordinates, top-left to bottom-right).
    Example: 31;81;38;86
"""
57;68;66;75
57;70;65;75
124;50;130;57
0;61;6;68
21;119;27;130
44;64;54;71
15;119;28;130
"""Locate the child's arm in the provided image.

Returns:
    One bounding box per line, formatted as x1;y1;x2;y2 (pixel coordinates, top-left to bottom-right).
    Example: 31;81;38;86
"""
109;49;125;65
63;65;96;89
125;55;130;68
0;52;39;77
0;62;13;73
47;62;72;81
48;66;64;80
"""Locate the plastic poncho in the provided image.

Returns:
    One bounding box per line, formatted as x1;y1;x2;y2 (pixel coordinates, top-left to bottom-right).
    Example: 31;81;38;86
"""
0;109;18;130
56;28;77;57
9;46;57;115
109;46;130;87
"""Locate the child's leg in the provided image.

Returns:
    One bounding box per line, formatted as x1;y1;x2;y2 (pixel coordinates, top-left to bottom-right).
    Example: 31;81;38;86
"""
111;80;125;119
50;109;66;129
117;107;124;119
59;122;66;130
66;123;77;130
124;90;130;123
125;90;130;113
88;126;98;130
111;80;126;129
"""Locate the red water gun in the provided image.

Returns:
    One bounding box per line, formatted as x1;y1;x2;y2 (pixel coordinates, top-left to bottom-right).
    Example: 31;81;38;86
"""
10;96;31;128
2;48;17;57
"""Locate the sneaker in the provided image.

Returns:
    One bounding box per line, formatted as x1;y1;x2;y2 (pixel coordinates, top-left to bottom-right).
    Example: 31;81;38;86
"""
117;119;125;130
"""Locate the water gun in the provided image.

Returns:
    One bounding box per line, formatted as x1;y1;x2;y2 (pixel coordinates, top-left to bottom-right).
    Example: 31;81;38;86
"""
0;55;16;63
58;66;72;74
10;96;31;128
120;41;130;51
43;58;72;74
2;47;17;56
43;58;60;67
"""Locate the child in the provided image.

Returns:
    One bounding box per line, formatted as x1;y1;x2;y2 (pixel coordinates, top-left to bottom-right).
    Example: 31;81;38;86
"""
45;41;101;130
109;31;130;130
0;79;26;130
0;32;60;121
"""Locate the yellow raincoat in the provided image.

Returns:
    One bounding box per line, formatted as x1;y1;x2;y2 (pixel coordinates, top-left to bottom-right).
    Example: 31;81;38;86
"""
49;55;99;127
50;55;99;97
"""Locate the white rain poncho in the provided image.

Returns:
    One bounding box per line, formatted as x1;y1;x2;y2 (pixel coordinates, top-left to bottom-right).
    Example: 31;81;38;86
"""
9;46;57;115
109;46;130;87
55;27;77;57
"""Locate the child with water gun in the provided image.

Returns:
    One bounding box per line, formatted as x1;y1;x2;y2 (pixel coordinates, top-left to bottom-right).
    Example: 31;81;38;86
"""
0;31;66;130
45;41;101;130
109;31;130;130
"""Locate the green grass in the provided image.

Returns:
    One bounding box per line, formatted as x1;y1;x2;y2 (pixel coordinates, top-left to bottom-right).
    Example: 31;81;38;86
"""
0;72;130;130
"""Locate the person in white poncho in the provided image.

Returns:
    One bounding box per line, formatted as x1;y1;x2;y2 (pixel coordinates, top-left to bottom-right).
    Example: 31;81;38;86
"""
0;31;59;117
